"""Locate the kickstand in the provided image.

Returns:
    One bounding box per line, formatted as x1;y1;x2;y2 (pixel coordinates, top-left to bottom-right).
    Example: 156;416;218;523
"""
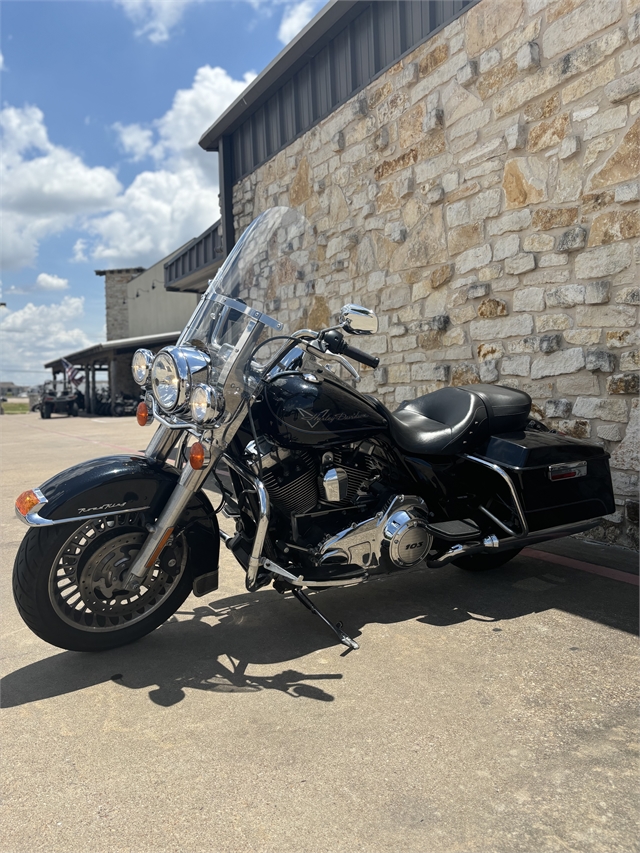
291;589;359;652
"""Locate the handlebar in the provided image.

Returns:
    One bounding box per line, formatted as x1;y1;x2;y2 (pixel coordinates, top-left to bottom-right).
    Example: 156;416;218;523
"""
322;330;380;369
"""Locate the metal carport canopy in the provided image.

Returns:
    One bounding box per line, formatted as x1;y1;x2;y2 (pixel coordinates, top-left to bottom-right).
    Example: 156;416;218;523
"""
44;331;182;373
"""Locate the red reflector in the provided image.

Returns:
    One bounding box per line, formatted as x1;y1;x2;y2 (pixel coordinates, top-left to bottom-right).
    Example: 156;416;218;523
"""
136;402;151;426
550;471;577;481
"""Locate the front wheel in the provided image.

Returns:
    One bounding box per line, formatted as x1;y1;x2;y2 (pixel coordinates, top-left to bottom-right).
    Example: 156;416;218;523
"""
13;512;193;652
453;547;523;572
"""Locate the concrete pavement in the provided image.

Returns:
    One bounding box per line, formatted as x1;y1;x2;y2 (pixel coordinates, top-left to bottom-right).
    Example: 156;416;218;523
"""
1;413;638;853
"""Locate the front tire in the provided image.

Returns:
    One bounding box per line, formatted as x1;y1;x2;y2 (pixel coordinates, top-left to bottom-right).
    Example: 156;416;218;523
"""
13;512;194;652
453;547;523;572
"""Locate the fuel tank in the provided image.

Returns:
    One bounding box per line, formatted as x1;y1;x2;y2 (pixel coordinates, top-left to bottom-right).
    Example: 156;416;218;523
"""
258;368;388;448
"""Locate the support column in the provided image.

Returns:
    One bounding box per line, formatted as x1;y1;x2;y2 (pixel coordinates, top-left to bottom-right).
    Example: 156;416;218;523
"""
109;358;118;417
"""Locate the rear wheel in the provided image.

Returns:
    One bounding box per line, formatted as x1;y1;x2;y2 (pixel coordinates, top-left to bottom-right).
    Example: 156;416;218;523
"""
453;547;523;572
13;512;193;652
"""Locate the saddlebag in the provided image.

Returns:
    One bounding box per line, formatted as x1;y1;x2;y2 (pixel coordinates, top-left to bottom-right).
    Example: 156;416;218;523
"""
476;430;615;532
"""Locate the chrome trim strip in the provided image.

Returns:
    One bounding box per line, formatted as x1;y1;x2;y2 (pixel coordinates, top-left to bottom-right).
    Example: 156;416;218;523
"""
18;505;151;528
464;454;529;536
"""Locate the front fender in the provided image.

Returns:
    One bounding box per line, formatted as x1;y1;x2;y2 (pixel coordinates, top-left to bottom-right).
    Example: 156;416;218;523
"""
16;454;219;582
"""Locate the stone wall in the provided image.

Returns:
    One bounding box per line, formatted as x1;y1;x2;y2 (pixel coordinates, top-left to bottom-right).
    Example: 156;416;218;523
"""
232;0;640;548
97;268;144;341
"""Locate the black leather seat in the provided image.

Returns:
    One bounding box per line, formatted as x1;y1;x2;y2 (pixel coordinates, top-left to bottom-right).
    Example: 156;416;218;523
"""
387;384;531;456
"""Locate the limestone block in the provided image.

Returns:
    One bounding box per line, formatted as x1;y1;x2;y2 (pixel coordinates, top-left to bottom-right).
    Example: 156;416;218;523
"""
449;222;484;255
556;374;599;395
559;135;580;160
479;360;499;382
478;264;505;281
578;305;637;327
424;108;444;132
456;243;493;274
539;334;562;353
479;49;501;73
397;175;415;199
630;11;640;43
604;69;640;104
468;188;502;220
564;329;602;345
586;350;616;372
530;348;585;378
456;61;478;87
620;349;640;369
442;171;460;193
493;234;520;261
607;329;640;348
514;287;545;312
523;233;555;252
597;423;624;440
573;395;628;422
468;283;490;299
470;314;534;339
446;200;470;227
545;399;572;418
573;105;599;122
505;122;527;150
424;185;445;204
555;419;591;439
477;298;508;318
450;304;478;324
477;341;505;360
504;253;536;274
611;469;639;496
531;207;578;229
607;373;640;394
508;336;540;353
587;210;640;246
585;281;611;304
353;97;368;117
575;244;633;278
400;62;419;88
542;0;623;59
557;226;587;252
411;363;450;382
616;287;640;304
502;355;530;375
374;127;390;150
588;119;640;190
554;159;583;204
465;0;525;57
451;363;481;385
503;17;542;59
388;223;407;244
564;59;618;106
538;253;569;268
332;132;345;152
516;41;540;73
536;313;572;332
614;181;640;203
583;106;629;141
487;209;539;237
502;158;548;209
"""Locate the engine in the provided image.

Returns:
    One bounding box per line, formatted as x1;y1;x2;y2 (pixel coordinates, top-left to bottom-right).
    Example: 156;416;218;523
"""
244;438;432;577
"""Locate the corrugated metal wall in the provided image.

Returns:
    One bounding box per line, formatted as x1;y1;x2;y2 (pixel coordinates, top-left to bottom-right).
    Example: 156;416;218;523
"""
231;0;472;183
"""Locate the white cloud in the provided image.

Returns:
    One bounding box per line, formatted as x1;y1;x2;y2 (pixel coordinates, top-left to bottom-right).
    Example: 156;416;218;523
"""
0;105;122;269
35;273;69;291
115;0;205;43
0;51;5;71
113;121;154;161
0;296;94;378
86;64;255;266
277;1;318;44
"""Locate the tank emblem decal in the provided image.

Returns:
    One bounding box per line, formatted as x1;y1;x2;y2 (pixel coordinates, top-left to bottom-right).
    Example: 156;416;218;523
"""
296;408;369;429
77;502;128;514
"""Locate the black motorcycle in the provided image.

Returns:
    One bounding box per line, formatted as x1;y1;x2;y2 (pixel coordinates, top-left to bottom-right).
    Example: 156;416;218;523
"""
13;207;615;652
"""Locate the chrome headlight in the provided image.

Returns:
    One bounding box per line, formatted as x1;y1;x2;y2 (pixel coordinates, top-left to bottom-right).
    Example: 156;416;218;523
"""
150;346;210;412
190;384;220;424
131;349;153;385
151;351;180;410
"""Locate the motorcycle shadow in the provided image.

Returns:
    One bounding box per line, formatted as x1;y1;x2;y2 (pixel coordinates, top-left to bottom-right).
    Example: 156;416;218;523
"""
2;558;634;709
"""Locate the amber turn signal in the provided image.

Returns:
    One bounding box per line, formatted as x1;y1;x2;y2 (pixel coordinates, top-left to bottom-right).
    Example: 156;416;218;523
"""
136;401;151;426
16;490;41;517
189;442;205;470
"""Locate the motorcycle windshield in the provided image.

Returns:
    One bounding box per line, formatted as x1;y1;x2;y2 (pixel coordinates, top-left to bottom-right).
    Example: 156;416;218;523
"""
178;206;318;391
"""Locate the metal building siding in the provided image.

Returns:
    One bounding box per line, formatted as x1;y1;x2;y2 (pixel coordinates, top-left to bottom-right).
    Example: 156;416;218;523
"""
229;0;472;184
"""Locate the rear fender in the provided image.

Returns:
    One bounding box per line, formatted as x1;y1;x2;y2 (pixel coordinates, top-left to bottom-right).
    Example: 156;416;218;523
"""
16;454;219;582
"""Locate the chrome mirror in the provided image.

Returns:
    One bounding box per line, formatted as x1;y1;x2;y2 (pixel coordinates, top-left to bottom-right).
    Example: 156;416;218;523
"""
339;304;378;335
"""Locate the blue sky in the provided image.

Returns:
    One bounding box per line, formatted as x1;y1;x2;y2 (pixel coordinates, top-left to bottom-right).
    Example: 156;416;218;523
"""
0;0;323;382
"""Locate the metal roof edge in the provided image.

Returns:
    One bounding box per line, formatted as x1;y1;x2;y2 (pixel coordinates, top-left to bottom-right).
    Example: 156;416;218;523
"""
199;0;360;150
44;331;182;368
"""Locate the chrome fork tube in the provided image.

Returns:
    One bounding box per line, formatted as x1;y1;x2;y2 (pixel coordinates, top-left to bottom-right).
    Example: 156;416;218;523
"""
145;424;180;464
122;455;214;591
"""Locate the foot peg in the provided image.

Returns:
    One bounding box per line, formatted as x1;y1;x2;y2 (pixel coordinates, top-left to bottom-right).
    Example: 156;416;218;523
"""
291;589;359;651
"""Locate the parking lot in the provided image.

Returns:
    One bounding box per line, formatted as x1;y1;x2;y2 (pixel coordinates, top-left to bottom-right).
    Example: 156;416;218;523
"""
1;413;638;853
